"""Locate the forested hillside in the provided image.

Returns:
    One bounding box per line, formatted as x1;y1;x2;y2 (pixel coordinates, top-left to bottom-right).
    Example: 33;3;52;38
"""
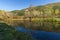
11;2;60;17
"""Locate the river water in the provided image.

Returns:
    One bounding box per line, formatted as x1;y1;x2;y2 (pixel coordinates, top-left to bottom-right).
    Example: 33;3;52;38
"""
16;27;60;40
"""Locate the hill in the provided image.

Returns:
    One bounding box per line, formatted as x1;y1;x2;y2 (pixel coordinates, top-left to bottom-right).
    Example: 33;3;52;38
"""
11;10;25;16
0;2;60;17
11;2;60;17
0;10;14;19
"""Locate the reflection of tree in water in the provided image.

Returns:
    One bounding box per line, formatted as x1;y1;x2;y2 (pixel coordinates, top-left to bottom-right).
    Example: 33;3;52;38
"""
23;4;60;32
23;19;60;32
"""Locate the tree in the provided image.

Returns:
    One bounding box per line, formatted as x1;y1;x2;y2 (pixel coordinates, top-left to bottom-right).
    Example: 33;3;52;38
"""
52;6;60;16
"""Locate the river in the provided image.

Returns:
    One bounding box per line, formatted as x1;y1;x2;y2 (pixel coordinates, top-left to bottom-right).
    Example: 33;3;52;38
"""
15;27;60;40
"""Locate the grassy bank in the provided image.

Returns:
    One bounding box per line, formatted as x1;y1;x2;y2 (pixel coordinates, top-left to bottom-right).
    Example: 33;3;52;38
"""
0;23;34;40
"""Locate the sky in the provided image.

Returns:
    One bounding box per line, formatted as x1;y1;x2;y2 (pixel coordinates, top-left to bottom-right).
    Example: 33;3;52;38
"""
0;0;60;11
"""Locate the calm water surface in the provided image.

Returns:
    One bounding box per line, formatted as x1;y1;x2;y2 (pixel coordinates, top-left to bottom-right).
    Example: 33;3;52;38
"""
16;27;60;40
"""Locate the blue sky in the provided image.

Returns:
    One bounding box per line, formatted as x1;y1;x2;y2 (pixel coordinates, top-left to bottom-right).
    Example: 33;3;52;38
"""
0;0;60;11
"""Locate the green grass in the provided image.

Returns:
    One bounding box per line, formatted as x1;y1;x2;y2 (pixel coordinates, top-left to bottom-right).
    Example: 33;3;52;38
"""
54;18;60;21
33;18;60;22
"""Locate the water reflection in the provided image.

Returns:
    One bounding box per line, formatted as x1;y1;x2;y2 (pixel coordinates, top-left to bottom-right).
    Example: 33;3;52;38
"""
13;18;60;32
16;27;60;40
15;18;60;40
